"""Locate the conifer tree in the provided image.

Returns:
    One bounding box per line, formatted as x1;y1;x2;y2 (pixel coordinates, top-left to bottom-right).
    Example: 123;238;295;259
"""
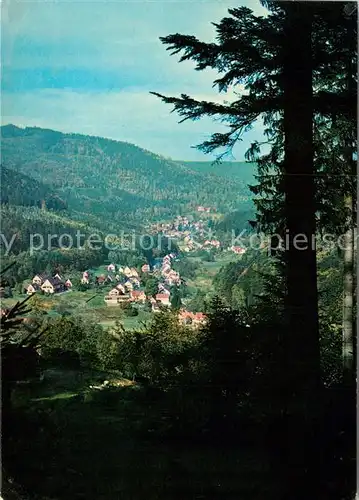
152;2;356;496
152;0;356;384
170;286;182;310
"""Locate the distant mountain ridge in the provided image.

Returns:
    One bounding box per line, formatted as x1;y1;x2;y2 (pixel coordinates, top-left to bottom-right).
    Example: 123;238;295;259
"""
1;125;255;229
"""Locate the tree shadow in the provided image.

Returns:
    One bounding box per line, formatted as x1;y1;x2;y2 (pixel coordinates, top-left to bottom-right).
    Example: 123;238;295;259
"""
3;370;278;500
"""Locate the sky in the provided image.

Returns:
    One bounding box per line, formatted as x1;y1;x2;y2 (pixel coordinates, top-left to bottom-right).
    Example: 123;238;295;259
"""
2;0;269;161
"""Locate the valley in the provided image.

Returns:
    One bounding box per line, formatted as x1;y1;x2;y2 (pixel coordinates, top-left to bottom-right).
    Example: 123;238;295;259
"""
0;124;256;339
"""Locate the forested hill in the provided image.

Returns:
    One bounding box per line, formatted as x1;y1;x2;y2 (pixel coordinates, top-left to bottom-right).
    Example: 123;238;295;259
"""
1;125;254;226
0;166;67;211
181;161;256;186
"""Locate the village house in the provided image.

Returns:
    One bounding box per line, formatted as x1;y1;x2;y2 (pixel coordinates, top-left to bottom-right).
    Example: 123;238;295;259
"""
26;283;40;295
230;246;246;255
104;296;118;306
107;263;116;272
41;277;67;295
115;284;126;294
165;270;180;286
95;275;107;285
124;280;133;291
108;287;124;298
27;273;70;295
118;294;131;302
104;293;131;306
178;309;207;327
130;290;146;303
192;312;207;325
123;266;132;277
204;240;221;249
129;268;139;278
155;293;171;307
32;274;47;285
178;309;193;325
162;264;171;275
81;271;90;284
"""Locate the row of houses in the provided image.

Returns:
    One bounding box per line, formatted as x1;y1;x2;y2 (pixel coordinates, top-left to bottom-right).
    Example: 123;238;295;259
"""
104;287;147;306
81;267;141;289
26;274;72;295
151;217;206;240
104;256;176;311
159;253;181;287
104;284;171;309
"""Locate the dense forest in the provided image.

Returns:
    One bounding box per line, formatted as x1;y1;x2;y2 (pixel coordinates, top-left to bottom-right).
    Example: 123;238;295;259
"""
1;124;253;227
1;2;357;500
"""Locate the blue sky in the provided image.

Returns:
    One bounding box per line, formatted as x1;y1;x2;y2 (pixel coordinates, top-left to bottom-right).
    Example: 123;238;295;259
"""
2;0;268;161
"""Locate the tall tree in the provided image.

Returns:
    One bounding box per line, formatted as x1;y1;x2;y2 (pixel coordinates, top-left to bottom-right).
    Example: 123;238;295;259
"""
342;29;357;386
151;2;356;496
170;286;182;310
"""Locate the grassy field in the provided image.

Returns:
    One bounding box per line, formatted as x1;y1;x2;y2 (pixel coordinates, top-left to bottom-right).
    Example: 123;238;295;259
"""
1;287;150;331
3;366;276;500
186;252;243;295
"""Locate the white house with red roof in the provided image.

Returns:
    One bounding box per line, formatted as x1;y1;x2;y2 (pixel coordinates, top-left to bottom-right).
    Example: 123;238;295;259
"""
130;290;146;303
230;246;246;255
155;293;171;307
178;309;207;327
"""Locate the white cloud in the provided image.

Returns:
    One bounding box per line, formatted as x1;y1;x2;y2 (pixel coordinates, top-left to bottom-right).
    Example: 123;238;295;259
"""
1;0;268;159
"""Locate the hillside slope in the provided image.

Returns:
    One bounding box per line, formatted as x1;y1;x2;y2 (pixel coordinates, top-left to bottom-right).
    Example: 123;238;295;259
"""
181;161;256;186
1;166;68;211
1;125;253;226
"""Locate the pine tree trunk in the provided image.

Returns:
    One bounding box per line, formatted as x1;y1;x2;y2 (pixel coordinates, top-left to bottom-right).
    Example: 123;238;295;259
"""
342;199;356;386
282;2;321;405
280;3;321;498
342;36;357;388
